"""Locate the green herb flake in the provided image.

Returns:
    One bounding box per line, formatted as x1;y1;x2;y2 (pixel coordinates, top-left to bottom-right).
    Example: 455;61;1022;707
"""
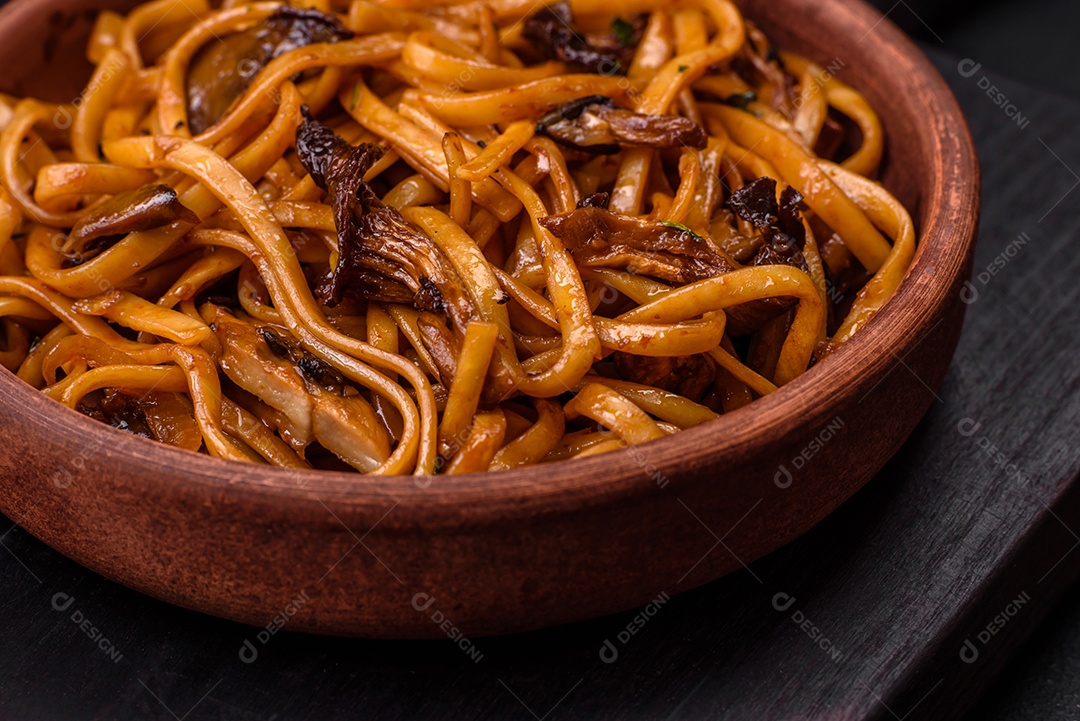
611;16;635;47
678;64;688;73
660;221;705;240
723;90;758;112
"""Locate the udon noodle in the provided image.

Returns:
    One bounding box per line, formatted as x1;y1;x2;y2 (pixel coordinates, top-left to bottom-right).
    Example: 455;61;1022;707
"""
0;0;915;475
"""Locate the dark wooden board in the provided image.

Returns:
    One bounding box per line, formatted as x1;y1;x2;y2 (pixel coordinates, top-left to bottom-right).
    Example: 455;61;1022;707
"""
1;52;1078;721
969;576;1080;720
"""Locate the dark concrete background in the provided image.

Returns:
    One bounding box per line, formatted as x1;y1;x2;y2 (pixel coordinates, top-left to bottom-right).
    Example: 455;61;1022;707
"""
868;0;1080;100
0;0;1076;717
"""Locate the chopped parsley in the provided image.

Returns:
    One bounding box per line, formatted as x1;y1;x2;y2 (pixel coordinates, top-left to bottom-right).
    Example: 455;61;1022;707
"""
611;16;635;47
660;221;705;241
722;90;758;112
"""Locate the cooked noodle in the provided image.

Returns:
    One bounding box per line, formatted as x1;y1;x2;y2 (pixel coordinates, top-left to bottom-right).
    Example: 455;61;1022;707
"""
0;0;915;475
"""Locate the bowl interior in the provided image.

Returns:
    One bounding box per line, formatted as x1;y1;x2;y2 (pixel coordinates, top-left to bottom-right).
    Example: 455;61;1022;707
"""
0;0;975;505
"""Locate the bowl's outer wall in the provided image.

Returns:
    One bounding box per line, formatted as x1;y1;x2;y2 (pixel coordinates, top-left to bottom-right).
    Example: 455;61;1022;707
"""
0;0;979;637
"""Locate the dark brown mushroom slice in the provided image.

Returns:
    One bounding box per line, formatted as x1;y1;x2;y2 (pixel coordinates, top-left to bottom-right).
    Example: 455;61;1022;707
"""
209;305;391;472
725;176;809;272
65;183;199;259
538;206;796;335
813;113;847;162
295;112;474;333
725;175;782;228
577;191;610;209
258;326;345;394
538;206;737;284
416;311;461;387
709;208;762;264
521;2;642;76
186;7;352;134
77;388;156;439
729;22;798;114
535;96;707;153
718;177;813;332
77;388;201;451
611;352;716;402
811;215;871;298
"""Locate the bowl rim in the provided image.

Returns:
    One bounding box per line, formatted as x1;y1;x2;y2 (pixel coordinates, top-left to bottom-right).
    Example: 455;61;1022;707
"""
0;0;980;525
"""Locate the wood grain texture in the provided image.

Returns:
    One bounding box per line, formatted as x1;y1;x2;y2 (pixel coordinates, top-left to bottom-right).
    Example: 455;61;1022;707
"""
0;0;979;639
0;52;1076;720
968;577;1080;720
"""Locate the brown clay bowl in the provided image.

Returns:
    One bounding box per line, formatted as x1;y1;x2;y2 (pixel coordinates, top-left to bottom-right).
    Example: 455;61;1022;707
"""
0;0;979;638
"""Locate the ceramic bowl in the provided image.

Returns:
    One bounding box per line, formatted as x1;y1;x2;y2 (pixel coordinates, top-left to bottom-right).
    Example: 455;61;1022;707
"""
0;0;979;637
